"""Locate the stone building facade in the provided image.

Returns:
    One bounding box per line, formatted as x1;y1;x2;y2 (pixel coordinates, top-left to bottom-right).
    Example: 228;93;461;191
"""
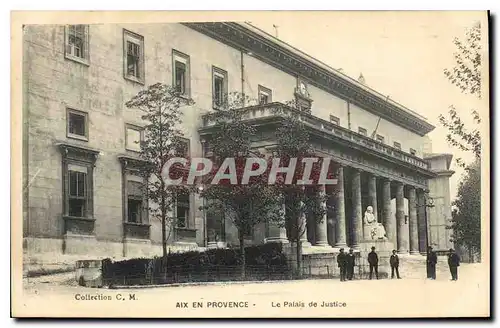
22;22;454;259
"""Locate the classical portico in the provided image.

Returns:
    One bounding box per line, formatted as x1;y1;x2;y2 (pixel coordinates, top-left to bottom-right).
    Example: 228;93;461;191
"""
199;102;439;255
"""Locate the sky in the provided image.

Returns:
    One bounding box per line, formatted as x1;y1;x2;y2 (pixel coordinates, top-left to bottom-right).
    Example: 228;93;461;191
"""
247;11;488;199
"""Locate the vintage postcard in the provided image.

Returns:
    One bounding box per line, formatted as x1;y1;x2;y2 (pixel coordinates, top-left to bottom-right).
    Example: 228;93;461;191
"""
11;10;490;318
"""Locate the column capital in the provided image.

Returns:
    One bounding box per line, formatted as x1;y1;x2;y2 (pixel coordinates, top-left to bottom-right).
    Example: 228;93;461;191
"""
393;180;405;187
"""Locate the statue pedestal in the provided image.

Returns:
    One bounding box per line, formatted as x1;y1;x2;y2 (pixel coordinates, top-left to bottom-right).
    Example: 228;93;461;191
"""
363;225;375;240
357;239;395;279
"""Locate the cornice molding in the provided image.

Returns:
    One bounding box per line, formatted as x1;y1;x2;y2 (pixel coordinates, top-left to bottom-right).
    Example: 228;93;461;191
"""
55;142;99;165
184;22;435;136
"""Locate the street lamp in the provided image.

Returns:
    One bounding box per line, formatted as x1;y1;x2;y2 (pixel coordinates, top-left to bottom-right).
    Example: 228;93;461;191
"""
198;185;207;248
417;192;435;251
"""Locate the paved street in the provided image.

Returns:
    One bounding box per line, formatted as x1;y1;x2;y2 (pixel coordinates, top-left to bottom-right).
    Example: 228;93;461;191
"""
17;263;489;318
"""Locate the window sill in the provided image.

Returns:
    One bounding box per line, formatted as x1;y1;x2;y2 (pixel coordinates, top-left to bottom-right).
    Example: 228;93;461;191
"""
63;215;95;235
65;54;90;66
124;221;151;227
124;222;150;239
175;227;197;242
63;215;95;222
124;75;145;85
67;133;89;142
125;147;142;154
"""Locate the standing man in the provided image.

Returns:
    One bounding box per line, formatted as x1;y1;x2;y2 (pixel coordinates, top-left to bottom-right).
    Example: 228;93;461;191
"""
368;246;379;280
448;248;460;281
346;248;356;280
390;249;401;279
337;248;347;282
427;246;437;280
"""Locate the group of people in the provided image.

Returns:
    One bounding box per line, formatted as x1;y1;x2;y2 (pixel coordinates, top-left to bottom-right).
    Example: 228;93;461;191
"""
336;246;461;281
427;246;461;281
336;246;393;281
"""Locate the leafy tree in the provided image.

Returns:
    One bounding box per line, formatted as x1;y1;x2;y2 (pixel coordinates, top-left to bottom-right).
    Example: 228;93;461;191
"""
439;21;482;168
125;83;194;267
199;92;283;278
438;107;481;168
273;102;337;277
443;21;482;98
449;160;481;261
440;22;483;262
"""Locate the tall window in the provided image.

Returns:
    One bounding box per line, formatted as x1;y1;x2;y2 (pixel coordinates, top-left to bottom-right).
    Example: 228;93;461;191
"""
119;156;150;240
258;85;272;105
212;66;228;108
172;50;190;96
68;169;87;217
59;144;98;236
376;134;385;144
123;30;145;83
358;127;367;136
127;181;143;223
67;108;88;141
175;191;190;228
65;25;89;64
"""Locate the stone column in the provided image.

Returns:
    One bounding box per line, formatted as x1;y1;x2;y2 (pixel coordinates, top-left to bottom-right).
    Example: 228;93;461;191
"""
382;179;395;245
368;174;378;222
315;185;329;246
351;169;362;249
417;189;428;254
408;187;419;254
265;201;288;243
364;174;378;240
334;166;347;248
396;183;408;253
299;199;311;247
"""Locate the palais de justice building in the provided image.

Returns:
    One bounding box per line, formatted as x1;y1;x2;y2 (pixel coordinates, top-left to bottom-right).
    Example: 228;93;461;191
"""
22;22;455;259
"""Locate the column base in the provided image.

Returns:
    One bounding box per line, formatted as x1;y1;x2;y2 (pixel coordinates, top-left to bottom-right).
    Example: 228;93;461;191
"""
264;237;289;244
297;240;312;247
398;250;409;255
410;250;420;255
207;241;227;249
314;241;330;247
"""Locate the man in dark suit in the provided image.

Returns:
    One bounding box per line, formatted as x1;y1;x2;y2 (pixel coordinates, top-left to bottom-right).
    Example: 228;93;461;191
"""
337;248;347;282
390;249;401;279
368;246;379;280
346;248;356;280
426;246;437;280
448;248;460;281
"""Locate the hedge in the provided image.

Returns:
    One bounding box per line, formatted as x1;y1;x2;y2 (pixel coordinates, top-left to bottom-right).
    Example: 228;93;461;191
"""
102;243;290;286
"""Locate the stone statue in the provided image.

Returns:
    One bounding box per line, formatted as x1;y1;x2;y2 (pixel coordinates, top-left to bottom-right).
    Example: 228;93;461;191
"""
364;206;387;240
364;206;377;225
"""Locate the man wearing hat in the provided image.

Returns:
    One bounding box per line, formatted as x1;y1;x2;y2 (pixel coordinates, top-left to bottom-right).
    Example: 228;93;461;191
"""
337;248;347;282
447;248;460;281
346;248;356;280
367;246;379;280
390;249;401;279
426;246;437;280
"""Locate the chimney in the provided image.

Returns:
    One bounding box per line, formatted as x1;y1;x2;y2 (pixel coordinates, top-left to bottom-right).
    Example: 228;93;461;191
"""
358;73;366;84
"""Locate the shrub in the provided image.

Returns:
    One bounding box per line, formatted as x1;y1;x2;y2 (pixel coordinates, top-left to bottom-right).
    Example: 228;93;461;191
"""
102;243;290;286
